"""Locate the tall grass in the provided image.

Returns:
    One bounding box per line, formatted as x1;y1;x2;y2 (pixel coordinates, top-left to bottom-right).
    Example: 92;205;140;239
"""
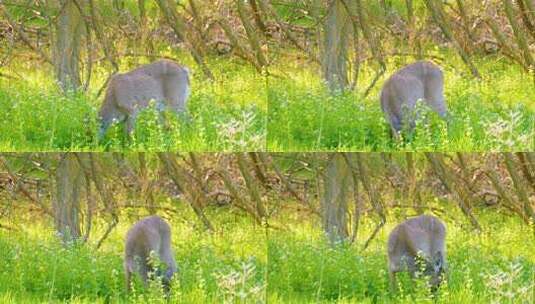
0;208;267;303
0;56;266;151
1;206;533;303
267;211;535;303
267;54;535;151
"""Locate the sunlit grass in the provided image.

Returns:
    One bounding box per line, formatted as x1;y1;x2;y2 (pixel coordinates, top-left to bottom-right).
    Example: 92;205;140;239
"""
267;52;535;152
267;209;535;303
0;207;267;303
0;55;266;152
0;203;533;303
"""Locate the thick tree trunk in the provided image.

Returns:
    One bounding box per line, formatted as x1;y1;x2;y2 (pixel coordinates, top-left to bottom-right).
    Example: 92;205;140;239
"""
54;0;83;92
321;153;353;243
405;0;422;59
54;153;84;244
322;0;349;91
236;153;268;221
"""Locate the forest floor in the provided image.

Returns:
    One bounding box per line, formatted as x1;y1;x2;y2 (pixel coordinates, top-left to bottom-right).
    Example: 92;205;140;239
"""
267;51;535;152
0;55;267;152
0;207;533;303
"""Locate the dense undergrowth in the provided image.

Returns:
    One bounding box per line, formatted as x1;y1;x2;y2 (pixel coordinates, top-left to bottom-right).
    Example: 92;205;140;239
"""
267;210;535;303
1;206;533;303
0;208;267;303
0;56;267;152
267;53;535;152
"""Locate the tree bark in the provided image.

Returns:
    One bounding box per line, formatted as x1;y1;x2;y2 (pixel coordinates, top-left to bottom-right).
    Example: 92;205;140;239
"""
249;0;267;36
54;153;84;244
236;0;268;69
236;153;268;221
322;0;350;91
54;0;84;92
321;153;353;244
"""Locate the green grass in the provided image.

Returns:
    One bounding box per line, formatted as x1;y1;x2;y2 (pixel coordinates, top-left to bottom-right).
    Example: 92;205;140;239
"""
267;210;535;303
1;205;533;303
267;54;535;152
0;208;267;303
0;55;267;151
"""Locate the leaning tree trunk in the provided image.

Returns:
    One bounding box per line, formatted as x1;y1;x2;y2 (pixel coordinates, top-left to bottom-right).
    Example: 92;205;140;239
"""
321;153;354;244
322;0;350;92
54;0;84;92
54;153;84;244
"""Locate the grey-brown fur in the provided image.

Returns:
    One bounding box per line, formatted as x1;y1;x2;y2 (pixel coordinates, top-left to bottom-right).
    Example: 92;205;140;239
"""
98;59;190;138
124;215;178;293
380;61;447;136
387;214;447;291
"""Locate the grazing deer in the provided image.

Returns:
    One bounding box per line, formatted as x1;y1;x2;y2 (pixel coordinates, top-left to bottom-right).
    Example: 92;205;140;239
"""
124;215;178;293
380;61;448;138
98;59;190;138
387;215;447;292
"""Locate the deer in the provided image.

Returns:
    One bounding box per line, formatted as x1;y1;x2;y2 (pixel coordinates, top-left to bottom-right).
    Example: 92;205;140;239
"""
124;215;178;294
98;59;190;139
387;214;447;293
380;61;448;139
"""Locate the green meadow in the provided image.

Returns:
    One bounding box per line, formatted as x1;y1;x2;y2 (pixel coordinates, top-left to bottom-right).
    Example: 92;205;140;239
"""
0;55;267;152
0;208;267;304
267;209;535;303
2;207;533;303
267;53;535;152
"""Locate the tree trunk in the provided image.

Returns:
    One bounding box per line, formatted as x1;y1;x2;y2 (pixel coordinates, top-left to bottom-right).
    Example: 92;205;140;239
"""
54;0;83;92
322;0;349;91
405;0;423;59
321;153;353;244
249;0;267;36
236;153;268;221
236;0;268;69
54;153;84;244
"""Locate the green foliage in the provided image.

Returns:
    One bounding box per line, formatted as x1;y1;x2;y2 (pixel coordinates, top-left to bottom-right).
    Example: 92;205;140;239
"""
0;57;266;152
0;209;267;303
0;207;533;303
267;55;535;151
267;212;535;303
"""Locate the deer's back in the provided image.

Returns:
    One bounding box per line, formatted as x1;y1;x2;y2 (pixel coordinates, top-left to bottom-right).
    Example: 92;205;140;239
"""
388;215;446;259
125;216;171;258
